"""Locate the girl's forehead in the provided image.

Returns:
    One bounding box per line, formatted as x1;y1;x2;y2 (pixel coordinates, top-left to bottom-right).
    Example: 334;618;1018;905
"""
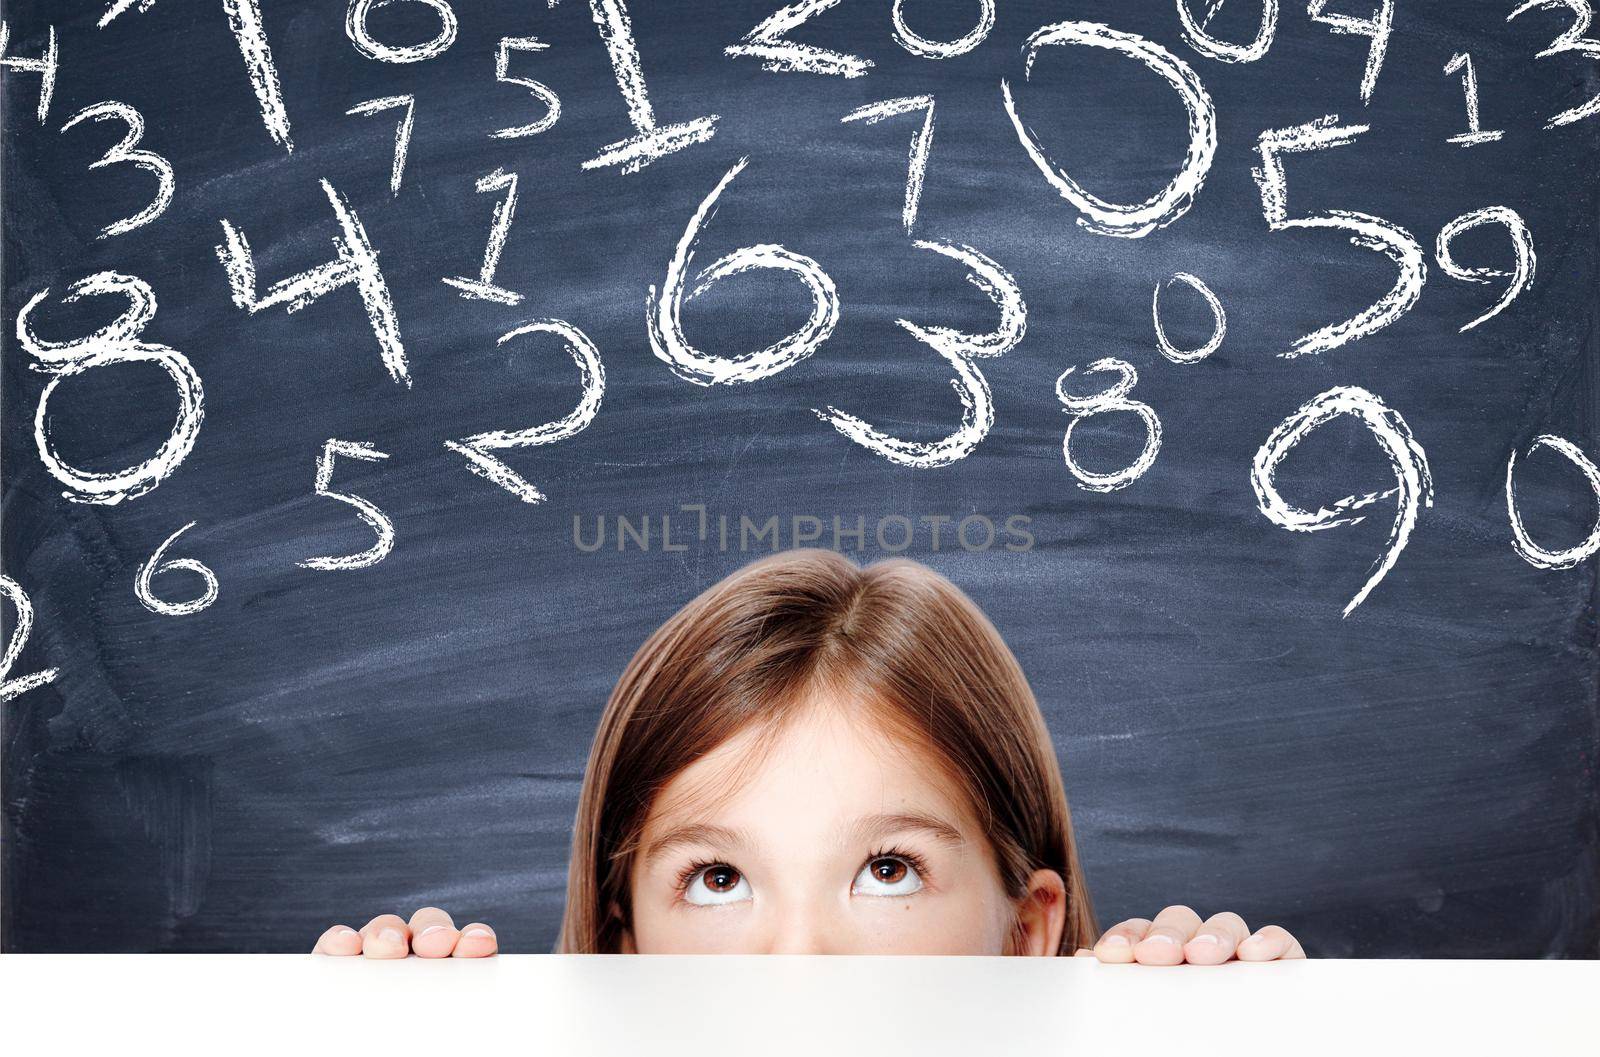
638;696;978;840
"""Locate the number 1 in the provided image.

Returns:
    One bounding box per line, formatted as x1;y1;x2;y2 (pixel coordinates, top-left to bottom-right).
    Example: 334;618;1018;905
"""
1444;52;1503;146
581;0;719;173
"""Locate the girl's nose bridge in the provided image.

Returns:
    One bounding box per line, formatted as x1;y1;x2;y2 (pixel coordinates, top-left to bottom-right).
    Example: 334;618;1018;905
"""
762;876;850;954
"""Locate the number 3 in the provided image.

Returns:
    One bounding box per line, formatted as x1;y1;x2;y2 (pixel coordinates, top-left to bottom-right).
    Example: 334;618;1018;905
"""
60;101;174;239
1509;0;1600;128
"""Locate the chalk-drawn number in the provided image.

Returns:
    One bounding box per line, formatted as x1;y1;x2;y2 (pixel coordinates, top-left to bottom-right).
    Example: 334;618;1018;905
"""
215;178;409;387
60;101;174;239
1152;271;1226;363
1506;434;1600;569
1508;0;1600;128
648;156;839;385
841;95;935;235
1443;52;1504;146
727;0;873;78
298;440;394;571
1;576;60;704
1307;0;1394;105
1055;359;1162;492
891;0;994;59
135;522;220;617
16;272;204;505
100;1;156;29
1001;21;1217;238
583;0;719;173
1251;116;1426;357
1435;206;1535;333
1251;385;1432;617
443;169;524;305
346;95;414;196
445;320;606;504
492;37;560;139
223;0;293;152
816;240;1026;468
1177;0;1278;63
0;21;57;124
346;0;456;63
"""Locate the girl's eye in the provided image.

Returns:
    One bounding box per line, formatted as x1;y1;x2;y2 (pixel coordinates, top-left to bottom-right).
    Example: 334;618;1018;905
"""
852;855;924;897
683;863;753;906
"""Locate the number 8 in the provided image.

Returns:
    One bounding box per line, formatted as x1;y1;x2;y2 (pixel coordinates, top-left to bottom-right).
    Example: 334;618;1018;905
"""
16;272;204;505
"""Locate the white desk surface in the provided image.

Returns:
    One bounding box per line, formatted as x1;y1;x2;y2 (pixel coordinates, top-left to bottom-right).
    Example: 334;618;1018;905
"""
2;954;1592;1055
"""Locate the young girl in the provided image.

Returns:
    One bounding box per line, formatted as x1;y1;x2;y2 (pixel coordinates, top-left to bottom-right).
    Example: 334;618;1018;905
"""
315;548;1305;962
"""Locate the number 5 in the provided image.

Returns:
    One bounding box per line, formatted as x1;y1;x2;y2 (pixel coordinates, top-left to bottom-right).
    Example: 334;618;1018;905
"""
298;439;394;571
1251;116;1426;358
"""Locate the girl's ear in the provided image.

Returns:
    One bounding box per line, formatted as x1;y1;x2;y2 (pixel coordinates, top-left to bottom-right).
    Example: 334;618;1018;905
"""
1014;869;1068;956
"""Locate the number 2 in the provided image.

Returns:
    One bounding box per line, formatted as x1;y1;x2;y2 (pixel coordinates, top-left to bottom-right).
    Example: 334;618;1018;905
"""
445;320;606;504
1;576;60;704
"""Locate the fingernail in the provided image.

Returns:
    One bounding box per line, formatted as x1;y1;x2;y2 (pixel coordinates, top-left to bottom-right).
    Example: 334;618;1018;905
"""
336;927;357;936
464;928;492;938
1247;930;1270;943
378;927;404;945
1144;933;1177;945
1101;934;1128;946
1190;933;1220;945
420;925;448;938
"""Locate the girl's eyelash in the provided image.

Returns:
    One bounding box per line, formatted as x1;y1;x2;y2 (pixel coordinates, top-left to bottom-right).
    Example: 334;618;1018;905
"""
673;858;724;893
863;845;930;880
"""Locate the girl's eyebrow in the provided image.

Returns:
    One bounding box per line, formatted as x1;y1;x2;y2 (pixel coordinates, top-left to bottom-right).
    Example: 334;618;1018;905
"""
846;812;966;848
640;823;752;867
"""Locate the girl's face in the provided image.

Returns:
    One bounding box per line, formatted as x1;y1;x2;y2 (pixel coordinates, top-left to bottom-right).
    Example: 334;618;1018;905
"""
621;698;1066;954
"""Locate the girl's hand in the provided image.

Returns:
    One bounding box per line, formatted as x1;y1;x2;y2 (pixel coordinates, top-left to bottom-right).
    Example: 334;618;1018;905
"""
312;907;498;959
1073;904;1304;964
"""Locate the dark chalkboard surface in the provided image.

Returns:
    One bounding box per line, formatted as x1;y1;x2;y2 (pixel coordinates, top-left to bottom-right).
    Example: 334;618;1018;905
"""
2;0;1595;956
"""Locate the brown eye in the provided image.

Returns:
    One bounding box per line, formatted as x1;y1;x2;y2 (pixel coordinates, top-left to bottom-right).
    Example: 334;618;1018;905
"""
853;854;924;896
684;863;752;906
701;865;742;893
869;858;907;884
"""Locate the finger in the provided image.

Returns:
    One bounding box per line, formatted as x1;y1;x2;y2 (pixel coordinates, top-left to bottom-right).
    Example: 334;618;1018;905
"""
1237;924;1304;961
313;924;362;956
1134;904;1202;966
1074;947;1096;957
408;907;460;959
451;922;498;958
1185;910;1248;965
360;914;411;959
1092;918;1152;963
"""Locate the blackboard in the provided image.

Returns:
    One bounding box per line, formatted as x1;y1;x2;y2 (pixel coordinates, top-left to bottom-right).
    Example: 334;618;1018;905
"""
2;0;1595;956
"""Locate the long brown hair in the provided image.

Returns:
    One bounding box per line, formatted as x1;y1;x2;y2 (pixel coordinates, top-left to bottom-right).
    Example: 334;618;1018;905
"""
556;548;1099;954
